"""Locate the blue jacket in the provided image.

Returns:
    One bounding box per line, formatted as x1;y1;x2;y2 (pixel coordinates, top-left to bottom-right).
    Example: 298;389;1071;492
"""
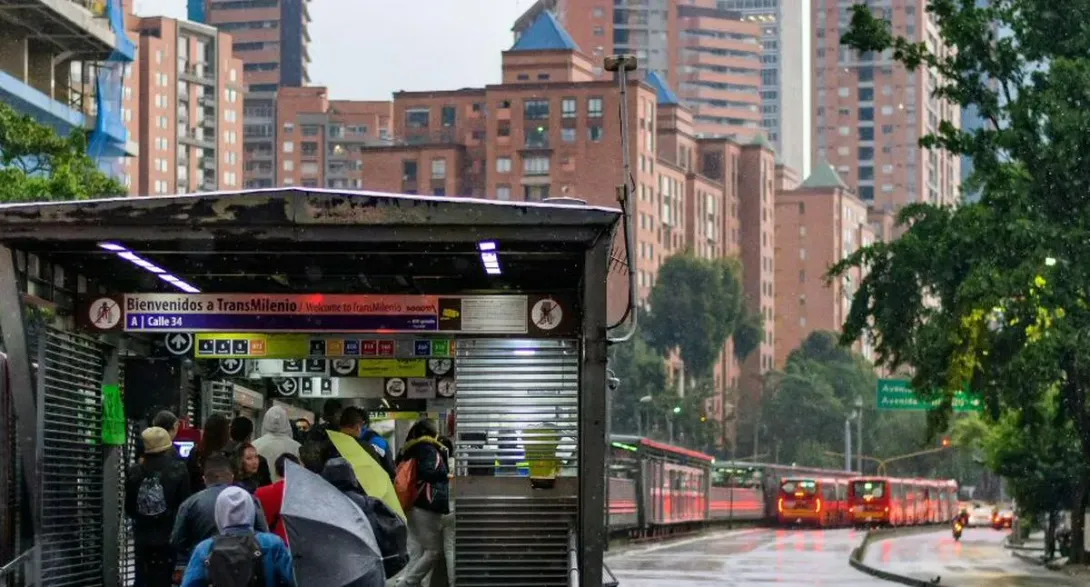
180;528;295;587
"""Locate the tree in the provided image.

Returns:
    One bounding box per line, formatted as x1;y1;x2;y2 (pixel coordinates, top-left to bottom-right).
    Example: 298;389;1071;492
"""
833;0;1090;561
0;101;125;202
609;330;668;436
643;255;745;381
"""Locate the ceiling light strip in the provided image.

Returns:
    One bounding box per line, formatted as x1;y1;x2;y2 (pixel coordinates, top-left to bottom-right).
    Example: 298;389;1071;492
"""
98;242;201;293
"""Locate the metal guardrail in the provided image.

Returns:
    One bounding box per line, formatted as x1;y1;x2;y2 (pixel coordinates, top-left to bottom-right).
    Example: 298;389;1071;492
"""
568;529;579;587
0;547;35;584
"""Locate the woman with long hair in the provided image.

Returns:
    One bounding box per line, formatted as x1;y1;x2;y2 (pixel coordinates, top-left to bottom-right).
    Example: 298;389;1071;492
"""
186;414;230;492
234;442;271;493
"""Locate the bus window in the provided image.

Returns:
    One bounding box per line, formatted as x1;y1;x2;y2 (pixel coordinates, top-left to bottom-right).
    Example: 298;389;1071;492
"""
782;480;817;496
852;480;885;499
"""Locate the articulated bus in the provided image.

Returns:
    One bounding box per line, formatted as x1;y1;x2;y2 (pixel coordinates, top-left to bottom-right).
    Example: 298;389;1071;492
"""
777;477;849;527
848;476;959;527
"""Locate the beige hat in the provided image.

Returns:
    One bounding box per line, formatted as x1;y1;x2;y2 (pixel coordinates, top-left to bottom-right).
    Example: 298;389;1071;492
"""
142;426;173;455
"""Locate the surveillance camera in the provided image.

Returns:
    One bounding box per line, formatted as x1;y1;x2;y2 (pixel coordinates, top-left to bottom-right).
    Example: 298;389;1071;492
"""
607;376;621;391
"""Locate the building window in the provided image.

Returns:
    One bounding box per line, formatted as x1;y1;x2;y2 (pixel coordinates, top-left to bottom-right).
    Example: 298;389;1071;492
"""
588;98;603;117
858;126;874;141
523;156;550;175
403;160;418;181
406;108;430;129
859;186;875;200
524;185;550;201
858;147;874;160
431;158;447;179
562;98;577;118
561;128;576;143
283;160;294;171
526;125;549;148
588;126;604;142
283;141;294;153
524;99;549;120
496;157;512;173
441;106;456;127
496;185;511;201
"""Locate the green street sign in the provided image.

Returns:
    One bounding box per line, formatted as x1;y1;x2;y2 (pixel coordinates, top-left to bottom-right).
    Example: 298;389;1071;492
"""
876;378;983;413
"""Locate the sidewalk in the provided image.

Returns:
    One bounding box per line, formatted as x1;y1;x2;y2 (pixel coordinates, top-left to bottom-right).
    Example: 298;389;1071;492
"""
1006;531;1090;578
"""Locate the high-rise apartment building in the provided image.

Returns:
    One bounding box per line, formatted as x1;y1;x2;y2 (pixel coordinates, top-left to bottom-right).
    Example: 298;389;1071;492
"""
0;0;136;173
274;87;392;189
773;164;891;367
123;15;245;195
715;0;812;177
812;0;960;211
187;0;312;188
514;0;765;140
351;12;781;447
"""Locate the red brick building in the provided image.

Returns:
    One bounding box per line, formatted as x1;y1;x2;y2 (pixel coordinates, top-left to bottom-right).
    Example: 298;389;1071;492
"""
349;12;783;449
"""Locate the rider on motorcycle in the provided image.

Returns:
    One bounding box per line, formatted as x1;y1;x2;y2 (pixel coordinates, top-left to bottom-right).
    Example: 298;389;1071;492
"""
955;508;970;527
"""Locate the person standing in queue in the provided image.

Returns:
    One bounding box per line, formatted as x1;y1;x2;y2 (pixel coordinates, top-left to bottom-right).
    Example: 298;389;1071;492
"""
187;414;230;492
300;400;343;472
326;407;397;480
171;454;270;560
357;409;395;477
252;406;301;482
135;410;183;462
394;420;450;587
254;453;300;544
225;416;272;485
234;442;271;494
126;426;191;587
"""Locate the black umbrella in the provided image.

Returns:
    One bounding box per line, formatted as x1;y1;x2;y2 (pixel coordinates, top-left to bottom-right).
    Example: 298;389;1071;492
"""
281;459;385;586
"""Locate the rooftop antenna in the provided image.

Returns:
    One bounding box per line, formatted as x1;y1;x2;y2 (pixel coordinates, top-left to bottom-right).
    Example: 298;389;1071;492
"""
603;54;638;344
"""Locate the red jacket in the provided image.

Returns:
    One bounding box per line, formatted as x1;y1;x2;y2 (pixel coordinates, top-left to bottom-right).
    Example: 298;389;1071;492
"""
255;480;288;544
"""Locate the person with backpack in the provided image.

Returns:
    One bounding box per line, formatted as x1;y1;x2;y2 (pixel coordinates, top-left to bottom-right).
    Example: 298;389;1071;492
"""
393;420;449;587
180;486;295;587
125;426;191;587
320;457;410;579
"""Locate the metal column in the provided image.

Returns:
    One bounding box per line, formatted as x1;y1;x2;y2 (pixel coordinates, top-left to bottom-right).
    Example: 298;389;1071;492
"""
0;246;40;583
579;236;610;587
100;337;121;587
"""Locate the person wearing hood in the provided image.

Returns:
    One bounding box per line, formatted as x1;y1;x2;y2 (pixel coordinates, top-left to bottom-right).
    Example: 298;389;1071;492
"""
394;420;449;587
181;486;295;587
320;458;410;579
252;406;301;482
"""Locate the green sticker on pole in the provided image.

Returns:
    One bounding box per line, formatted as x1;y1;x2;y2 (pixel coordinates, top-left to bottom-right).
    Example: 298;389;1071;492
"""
102;384;126;445
876;378;983;413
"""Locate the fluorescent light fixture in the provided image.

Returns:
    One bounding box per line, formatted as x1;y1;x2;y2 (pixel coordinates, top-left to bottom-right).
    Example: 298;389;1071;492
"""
478;241;501;275
97;241;200;293
513;349;536;356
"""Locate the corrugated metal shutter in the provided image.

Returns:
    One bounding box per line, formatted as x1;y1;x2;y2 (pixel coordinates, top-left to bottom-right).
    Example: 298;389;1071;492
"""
39;328;108;587
204;381;233;420
454;338;579;587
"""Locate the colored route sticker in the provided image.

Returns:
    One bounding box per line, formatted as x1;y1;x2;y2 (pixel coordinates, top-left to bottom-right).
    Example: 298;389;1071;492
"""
102;384;126;446
431;340;451;356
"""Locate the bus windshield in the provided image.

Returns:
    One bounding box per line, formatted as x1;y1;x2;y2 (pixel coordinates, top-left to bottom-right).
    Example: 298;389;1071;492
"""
852;480;886;499
781;480;817;496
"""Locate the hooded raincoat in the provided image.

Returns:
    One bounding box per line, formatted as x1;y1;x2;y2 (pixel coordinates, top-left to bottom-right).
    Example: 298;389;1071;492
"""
252;406;301;482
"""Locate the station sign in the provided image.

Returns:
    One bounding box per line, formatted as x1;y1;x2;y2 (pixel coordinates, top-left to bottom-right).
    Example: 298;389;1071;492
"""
876;379;983;413
188;333;455;360
77;293;577;336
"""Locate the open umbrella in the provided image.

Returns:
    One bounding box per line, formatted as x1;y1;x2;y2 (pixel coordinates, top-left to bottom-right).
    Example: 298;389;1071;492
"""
281;459;385;586
327;430;406;520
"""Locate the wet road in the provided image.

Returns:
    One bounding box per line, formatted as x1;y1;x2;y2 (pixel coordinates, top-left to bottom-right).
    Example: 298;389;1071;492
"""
863;527;1084;586
605;527;885;585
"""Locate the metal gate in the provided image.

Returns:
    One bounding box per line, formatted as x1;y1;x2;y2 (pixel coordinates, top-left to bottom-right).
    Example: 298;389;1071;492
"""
38;328;109;587
454;338;579;587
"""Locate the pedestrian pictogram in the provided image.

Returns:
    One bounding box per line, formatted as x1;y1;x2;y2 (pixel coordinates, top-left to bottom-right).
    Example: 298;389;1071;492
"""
531;298;562;331
90;298;121;330
164;333;193;356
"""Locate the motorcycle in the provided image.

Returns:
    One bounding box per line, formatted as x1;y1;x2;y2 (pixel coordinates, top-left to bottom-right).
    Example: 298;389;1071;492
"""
953;521;964;541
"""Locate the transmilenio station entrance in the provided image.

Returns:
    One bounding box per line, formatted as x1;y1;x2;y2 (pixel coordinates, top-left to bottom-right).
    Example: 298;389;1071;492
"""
0;188;620;587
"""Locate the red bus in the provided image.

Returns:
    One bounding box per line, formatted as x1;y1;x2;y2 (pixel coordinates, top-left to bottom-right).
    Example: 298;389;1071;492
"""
848;477;892;527
777;477;847;527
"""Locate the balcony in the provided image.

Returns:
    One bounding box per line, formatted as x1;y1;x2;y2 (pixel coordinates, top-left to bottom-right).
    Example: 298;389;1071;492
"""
0;0;131;61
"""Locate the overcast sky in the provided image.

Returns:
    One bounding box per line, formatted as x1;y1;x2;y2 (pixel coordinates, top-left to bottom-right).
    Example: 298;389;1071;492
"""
132;0;536;100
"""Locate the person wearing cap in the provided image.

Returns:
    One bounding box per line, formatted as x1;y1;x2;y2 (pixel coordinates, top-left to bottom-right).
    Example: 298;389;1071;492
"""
125;426;192;587
180;486;296;587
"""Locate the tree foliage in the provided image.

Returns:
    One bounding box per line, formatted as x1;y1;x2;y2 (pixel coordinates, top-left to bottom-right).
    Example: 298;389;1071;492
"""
644;254;746;380
0;101;125;202
609;331;668;435
833;0;1090;561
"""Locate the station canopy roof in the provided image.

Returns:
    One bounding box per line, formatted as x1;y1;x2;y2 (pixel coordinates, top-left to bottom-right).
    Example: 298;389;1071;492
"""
0;188;622;295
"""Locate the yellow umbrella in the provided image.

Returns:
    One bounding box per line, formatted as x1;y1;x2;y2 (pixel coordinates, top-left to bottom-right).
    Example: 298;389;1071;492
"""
327;430;406;520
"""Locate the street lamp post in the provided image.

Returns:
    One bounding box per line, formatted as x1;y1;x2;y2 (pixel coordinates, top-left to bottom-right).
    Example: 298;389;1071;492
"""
637;395;652;437
844;417;852;472
855;396;864;473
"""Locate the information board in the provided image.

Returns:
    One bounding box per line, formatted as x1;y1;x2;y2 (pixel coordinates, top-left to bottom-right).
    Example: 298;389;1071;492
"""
876;378;983;413
77;293;577;336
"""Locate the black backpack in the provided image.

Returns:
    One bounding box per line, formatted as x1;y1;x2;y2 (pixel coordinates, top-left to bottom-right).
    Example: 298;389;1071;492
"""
204;534;265;587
